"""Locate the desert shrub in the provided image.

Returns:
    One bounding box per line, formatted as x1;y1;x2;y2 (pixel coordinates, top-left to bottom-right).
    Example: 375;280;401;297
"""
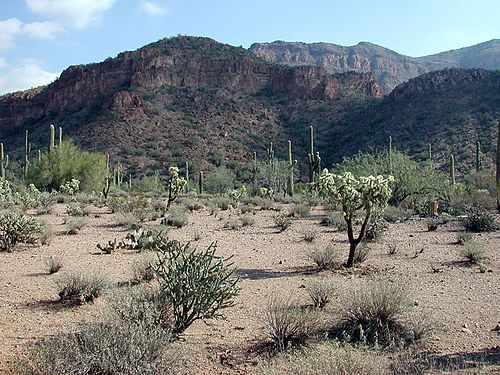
212;196;233;210
459;241;487;265
364;212;388;241
204;166;235;195
320;211;347;230
388;241;398;255
306;278;336;309
0;212;43;252
182;197;204;211
303;230;317;243
383;205;409;223
38;225;53;246
224;218;242;230
307;244;339;270
57;271;109;304
463;209;498;232
264;296;317;351
115;212;140;230
240;215;255;227
153;240;239;336
59;179;80;196
132;254;157;283
35;192;56;215
239;204;254;214
336;150;449;208
274;213;292;232
353;244;370;265
290;204;310;218
65;217;88;235
335;275;432;349
45;255;63;274
27;141;107;192
261;342;389;375
129;173;165;194
21;287;182;374
426;218;438;231
66;202;86;216
161;205;188;228
111;195;155;222
456;232;472;245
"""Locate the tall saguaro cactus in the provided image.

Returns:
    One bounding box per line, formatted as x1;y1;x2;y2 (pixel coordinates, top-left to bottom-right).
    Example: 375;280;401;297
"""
450;155;456;184
48;124;55;153
496;120;500;212
286;140;297;196
388;136;393;174
198;171;204;195
308;126;321;183
24;130;30;181
185;161;189;192
58;127;63;148
428;143;432;160
252;151;258;191
476;140;482;172
0;143;8;179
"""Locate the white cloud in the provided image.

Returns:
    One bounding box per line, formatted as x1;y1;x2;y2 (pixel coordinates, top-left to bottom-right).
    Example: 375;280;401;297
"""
0;58;6;68
139;1;169;16
22;21;62;39
26;0;116;28
0;62;60;95
0;18;23;51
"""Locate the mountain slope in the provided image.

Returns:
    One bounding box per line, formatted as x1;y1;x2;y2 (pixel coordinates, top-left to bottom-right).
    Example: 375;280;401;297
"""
249;39;500;93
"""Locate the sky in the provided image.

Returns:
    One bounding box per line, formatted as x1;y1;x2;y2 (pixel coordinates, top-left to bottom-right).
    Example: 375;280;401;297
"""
0;0;499;95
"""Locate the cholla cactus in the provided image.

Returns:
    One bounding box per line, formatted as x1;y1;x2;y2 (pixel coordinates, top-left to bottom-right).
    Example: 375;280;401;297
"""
312;170;393;267
0;179;14;206
60;179;80;196
259;187;274;200
167;166;187;207
228;185;247;201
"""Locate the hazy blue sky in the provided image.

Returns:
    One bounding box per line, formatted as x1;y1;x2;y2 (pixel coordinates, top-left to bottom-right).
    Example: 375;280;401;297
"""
0;0;499;94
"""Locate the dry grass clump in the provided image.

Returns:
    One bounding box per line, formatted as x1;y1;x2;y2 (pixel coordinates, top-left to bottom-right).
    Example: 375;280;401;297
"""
261;342;389;375
224;218;243;230
132;254;157;283
307;244;339;270
302;230;317;243
264;296;317;352
56;271;109;304
459;241;487;265
240;215;255;227
45;254;63;274
65;217;88;235
20;287;184;375
463;209;498;232
335;275;434;349
353;244;370;265
306;278;336;309
320;211;347;230
161;206;188;228
290;204;311;218
273;213;292;232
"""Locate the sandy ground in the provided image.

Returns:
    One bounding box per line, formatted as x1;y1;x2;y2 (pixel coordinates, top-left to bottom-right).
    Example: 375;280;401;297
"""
0;203;499;374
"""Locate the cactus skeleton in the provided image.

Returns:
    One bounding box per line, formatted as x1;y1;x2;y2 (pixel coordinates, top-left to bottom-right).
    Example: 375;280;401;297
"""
286;140;297;196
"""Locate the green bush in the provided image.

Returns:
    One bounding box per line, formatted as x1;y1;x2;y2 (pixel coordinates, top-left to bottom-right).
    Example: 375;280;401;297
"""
153;240;239;336
27;141;107;192
0;212;43;252
337;150;448;208
204;166;235;195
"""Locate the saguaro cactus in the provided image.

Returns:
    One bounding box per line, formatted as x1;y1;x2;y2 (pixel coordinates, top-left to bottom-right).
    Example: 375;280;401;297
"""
388;136;393;174
0;143;8;179
287;140;297;196
476;140;482;172
252;151;258;191
23;130;30;181
185;161;189;192
496;120;500;212
308;126;321;183
428;143;432;159
58;127;63;148
450;155;455;185
48;124;55;153
198;171;204;195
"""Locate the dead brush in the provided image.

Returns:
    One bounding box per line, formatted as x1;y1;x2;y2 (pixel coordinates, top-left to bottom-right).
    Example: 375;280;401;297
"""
302;230;317;243
45;254;63;274
459;241;487;265
306;278;336;309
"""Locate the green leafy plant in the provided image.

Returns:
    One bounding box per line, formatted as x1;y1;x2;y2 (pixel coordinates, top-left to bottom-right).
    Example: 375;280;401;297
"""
153;240;239;336
312;171;393;267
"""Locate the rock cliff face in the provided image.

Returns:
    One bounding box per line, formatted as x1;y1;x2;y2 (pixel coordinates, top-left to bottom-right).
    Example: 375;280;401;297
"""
0;36;381;132
249;39;500;93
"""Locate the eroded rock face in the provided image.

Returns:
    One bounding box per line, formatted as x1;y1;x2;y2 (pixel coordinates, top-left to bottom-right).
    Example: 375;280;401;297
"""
0;36;382;134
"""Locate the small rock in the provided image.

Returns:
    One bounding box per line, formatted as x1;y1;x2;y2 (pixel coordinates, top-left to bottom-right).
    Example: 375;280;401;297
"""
461;328;473;335
413;300;419;306
493;323;500;332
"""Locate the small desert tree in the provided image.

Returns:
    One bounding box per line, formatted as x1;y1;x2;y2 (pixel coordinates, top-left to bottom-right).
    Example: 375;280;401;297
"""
166;166;187;208
312;171;393;267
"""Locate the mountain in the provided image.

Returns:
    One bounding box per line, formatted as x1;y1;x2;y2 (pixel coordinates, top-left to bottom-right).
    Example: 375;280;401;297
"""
249;39;500;93
0;36;498;182
0;36;381;178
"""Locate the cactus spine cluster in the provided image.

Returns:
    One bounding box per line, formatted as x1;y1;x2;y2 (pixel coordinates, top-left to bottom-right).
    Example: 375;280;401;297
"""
450;155;455;185
476;140;482;172
308;126;321;183
287;140;297;196
0;143;8;179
